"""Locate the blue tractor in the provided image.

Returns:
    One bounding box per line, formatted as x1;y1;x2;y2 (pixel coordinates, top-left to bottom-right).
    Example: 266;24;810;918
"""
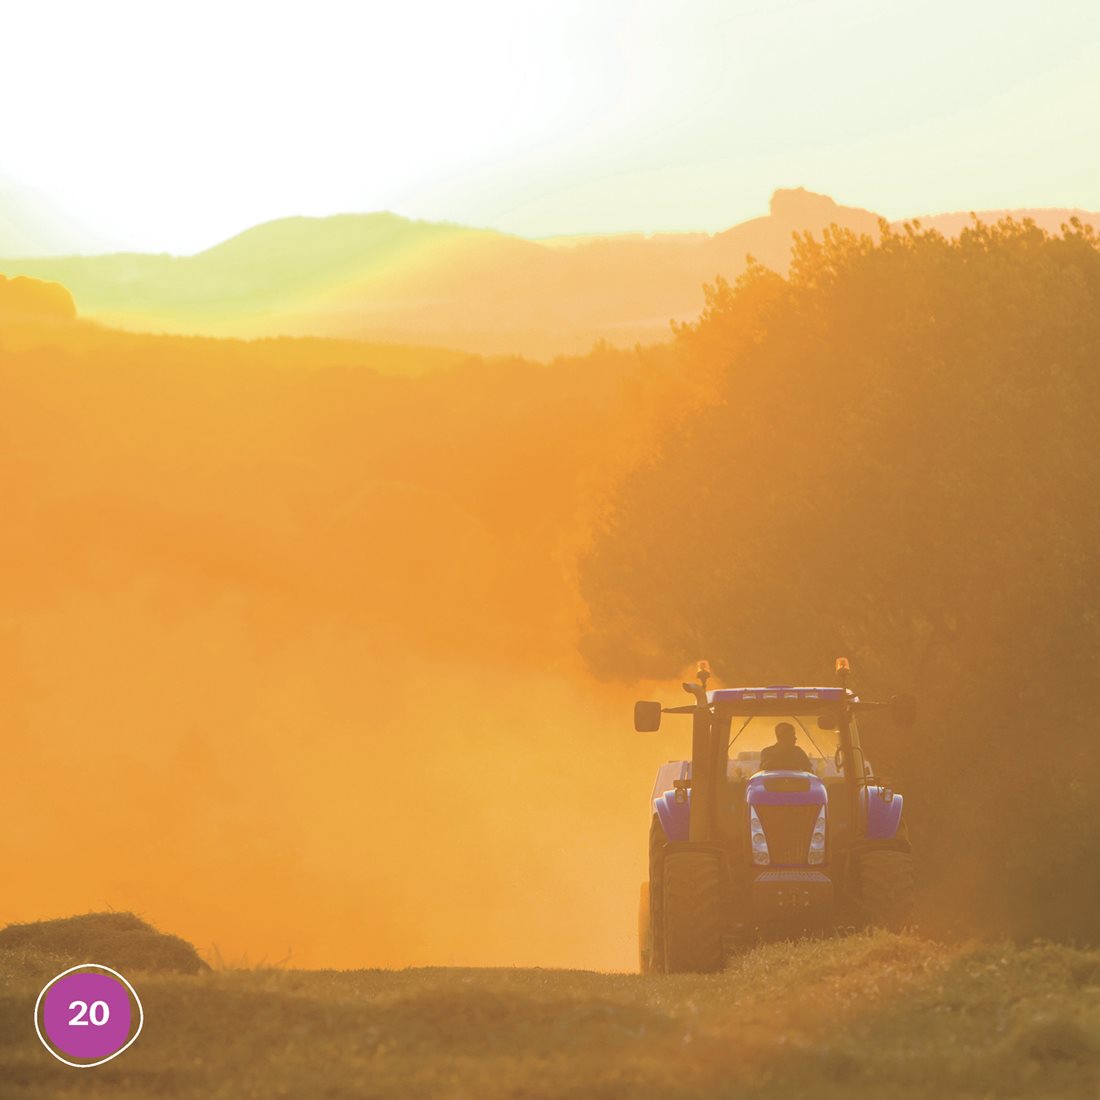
636;660;914;973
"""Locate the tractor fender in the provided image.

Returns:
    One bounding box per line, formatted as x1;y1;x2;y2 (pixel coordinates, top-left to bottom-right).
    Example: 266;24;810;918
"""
651;760;691;842
654;788;691;842
861;786;905;840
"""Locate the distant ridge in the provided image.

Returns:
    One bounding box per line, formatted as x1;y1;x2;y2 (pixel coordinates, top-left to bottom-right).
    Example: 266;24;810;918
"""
1;190;1096;358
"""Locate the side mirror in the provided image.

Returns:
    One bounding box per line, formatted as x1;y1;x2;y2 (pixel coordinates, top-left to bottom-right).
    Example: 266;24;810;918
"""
891;694;917;728
634;701;662;733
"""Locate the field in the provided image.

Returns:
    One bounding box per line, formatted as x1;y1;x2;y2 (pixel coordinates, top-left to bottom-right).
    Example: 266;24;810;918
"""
4;932;1100;1099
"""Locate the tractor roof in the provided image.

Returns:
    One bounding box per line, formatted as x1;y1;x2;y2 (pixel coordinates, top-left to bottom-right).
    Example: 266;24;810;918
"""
707;686;855;712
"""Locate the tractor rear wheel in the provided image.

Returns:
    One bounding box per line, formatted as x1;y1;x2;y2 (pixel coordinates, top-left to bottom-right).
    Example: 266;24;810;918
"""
662;850;724;973
638;882;652;973
855;849;915;931
646;816;667;973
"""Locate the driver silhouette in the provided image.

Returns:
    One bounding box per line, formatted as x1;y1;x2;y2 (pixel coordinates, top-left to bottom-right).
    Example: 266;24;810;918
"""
759;721;813;772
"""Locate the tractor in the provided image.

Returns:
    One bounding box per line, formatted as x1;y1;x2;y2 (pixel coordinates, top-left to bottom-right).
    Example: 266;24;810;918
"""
636;660;914;973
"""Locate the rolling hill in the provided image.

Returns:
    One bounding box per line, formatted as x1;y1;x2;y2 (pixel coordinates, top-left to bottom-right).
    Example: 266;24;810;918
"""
3;189;1097;359
13;188;1094;358
4;188;1095;356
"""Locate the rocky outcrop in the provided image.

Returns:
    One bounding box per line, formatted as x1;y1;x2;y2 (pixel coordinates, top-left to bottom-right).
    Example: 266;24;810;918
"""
768;187;881;234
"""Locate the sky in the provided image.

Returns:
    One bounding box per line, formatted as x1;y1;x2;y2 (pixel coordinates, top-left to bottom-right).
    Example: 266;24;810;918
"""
1;0;1099;254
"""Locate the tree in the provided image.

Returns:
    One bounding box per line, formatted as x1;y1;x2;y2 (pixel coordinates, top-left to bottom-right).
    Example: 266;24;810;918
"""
580;218;1100;941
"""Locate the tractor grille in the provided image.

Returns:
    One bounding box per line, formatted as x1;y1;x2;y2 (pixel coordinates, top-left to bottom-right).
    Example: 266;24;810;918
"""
756;804;820;865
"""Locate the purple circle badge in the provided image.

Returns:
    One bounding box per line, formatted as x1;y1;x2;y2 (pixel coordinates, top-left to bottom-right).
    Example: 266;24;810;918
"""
35;965;143;1067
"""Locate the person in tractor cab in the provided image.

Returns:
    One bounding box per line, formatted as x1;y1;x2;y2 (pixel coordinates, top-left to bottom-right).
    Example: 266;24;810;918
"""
759;721;813;772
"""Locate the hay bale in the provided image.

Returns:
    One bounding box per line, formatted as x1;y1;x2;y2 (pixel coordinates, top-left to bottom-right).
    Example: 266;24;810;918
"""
0;912;209;975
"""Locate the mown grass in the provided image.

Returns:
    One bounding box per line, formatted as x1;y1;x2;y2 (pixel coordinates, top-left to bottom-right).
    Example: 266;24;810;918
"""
2;932;1098;1099
0;913;208;976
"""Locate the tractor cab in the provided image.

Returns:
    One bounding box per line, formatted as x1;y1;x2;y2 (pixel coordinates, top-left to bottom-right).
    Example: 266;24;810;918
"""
723;711;855;779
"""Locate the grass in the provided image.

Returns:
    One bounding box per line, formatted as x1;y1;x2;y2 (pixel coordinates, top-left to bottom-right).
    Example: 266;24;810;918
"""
2;929;1098;1099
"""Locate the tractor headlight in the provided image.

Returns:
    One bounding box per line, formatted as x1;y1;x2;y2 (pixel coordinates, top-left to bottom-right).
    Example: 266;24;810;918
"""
749;806;770;865
807;805;827;865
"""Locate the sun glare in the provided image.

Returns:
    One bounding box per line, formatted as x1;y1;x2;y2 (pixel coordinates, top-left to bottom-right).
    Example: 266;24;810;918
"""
1;0;1097;252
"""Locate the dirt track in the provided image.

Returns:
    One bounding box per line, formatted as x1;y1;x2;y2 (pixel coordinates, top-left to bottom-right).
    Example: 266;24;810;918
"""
4;933;1099;1099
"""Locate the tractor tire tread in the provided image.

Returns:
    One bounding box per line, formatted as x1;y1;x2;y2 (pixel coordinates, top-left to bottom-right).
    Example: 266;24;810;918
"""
662;850;724;973
647;816;667;973
856;848;915;932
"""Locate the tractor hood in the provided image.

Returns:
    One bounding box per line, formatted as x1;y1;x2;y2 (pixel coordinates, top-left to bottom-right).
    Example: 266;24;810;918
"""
746;772;827;807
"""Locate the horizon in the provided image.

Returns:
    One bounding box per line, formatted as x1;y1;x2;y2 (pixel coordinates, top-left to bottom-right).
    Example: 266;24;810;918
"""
2;0;1099;255
4;187;1100;261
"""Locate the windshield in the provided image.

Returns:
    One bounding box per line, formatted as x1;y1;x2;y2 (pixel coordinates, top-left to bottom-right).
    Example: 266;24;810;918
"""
725;714;842;778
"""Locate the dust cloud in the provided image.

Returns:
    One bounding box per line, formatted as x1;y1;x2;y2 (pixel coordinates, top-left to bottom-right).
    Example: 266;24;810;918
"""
3;610;680;969
0;312;682;970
